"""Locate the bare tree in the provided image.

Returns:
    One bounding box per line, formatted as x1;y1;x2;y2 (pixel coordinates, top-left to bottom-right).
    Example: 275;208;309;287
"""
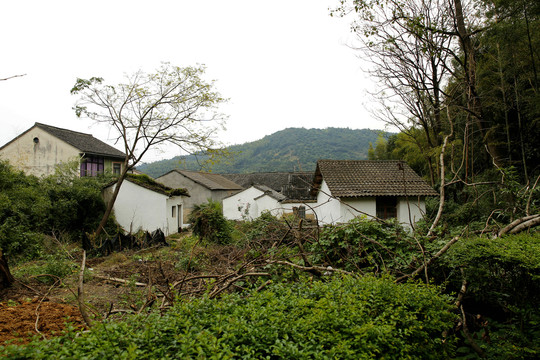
71;63;227;238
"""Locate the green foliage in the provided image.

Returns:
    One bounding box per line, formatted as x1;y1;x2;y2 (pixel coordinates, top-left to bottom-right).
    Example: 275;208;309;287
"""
436;233;540;358
188;200;232;244
138;127;393;177
308;217;419;274
0;160;112;259
0;276;456;359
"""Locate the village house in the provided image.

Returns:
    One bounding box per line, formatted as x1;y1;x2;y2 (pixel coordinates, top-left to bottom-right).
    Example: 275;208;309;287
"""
0;122;125;177
156;170;243;224
221;172;316;221
102;175;189;235
311;160;438;227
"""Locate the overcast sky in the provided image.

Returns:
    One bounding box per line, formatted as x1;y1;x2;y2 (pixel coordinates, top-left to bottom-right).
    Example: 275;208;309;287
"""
0;0;384;162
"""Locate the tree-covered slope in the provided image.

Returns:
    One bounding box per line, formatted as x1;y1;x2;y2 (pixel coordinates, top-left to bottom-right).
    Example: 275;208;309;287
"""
138;127;389;177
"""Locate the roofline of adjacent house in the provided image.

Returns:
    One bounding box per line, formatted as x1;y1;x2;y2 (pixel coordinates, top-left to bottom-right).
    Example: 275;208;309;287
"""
103;177;191;197
161;169;243;191
0;122;126;160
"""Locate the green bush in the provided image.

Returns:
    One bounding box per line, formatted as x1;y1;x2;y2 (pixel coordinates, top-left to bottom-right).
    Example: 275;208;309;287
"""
308;217;418;274
1;275;456;359
0;160;113;259
188;200;232;244
435;233;540;359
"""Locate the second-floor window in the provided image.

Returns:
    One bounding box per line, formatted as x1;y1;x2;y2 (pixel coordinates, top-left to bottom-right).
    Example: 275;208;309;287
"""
113;162;122;175
80;156;104;177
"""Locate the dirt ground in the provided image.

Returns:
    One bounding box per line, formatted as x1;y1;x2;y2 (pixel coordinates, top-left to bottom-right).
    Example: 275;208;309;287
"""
0;240;247;346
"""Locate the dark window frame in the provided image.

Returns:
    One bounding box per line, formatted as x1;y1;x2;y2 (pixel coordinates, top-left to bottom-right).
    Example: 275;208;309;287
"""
80;155;104;177
376;196;397;219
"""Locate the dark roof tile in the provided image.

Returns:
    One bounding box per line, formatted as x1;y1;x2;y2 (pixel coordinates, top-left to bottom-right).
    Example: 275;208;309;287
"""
313;160;438;197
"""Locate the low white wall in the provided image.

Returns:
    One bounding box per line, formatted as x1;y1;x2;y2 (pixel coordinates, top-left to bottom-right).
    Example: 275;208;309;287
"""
313;181;343;225
223;186;263;220
341;197;377;223
108;181;176;234
397;196;426;229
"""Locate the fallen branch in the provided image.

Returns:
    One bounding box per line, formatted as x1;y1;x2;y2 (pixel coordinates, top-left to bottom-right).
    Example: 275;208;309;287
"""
267;260;355;275
94;274;148;287
208;272;271;299
78;251;93;327
396;235;460;282
498;214;540;237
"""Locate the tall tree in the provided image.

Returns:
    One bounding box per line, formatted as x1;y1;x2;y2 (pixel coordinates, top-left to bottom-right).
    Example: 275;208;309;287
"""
71;63;227;238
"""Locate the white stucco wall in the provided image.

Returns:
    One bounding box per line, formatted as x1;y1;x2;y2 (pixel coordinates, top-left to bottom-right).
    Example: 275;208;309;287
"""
397;196;426;228
223;186;264;220
340;197;377;223
0;127;81;177
254;194;281;217
313;180;427;228
314;180;344;225
106;180;184;235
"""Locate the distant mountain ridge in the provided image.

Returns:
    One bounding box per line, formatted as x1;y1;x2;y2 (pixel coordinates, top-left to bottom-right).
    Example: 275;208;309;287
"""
138;127;389;178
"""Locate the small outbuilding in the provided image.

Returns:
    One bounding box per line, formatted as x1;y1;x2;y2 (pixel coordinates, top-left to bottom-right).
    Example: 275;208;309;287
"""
103;175;189;235
156;170;243;224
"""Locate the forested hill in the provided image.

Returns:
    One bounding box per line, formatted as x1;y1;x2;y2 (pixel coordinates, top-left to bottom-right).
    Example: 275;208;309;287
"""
138;127;388;177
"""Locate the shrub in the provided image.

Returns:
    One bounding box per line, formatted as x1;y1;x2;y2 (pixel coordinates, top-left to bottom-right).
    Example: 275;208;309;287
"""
188;200;232;244
435;233;540;359
308;217;418;274
1;275;456;359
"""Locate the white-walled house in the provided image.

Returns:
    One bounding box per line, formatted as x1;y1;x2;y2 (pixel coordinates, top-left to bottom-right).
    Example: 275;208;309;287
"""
156;170;243;225
103;176;189;235
0;122;126;177
311;160;438;228
223;184;315;221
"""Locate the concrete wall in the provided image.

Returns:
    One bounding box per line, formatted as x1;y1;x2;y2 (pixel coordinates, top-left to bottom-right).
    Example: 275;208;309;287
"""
0;127;81;177
104;180;184;235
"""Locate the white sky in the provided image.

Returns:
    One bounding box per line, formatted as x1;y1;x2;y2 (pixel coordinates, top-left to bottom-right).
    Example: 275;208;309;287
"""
0;0;384;162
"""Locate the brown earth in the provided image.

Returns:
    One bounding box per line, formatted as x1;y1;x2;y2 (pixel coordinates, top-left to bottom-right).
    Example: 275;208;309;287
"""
0;299;85;345
0;238;249;346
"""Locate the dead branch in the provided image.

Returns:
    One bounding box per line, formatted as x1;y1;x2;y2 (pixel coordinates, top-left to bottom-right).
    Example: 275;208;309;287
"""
93;274;148;287
78;251;93;327
460;304;486;358
396;235;460;282
428;108;454;236
526;175;540;216
267;260;355;275
0;74;26;81
208;272;271;299
507;215;540;235
498;214;540;237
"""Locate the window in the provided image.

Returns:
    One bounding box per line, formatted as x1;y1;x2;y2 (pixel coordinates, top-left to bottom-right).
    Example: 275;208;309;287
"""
113;162;122;175
376;197;397;219
80;156;104;177
172;206;176;217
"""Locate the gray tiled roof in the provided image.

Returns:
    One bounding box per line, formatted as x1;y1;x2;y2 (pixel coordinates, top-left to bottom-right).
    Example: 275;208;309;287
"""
253;184;287;201
176;170;244;191
35;123;125;159
313;160;438;197
221;172;314;200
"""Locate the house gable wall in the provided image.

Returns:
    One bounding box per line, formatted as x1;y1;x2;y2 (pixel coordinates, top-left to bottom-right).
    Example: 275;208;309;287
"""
223;186;264;220
0;126;81;177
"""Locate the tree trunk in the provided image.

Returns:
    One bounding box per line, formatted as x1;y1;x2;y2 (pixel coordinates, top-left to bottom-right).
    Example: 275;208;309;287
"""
0;250;15;290
94;159;130;239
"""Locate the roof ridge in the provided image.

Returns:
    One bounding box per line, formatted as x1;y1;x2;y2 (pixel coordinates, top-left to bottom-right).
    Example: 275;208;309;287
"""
35;122;93;137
